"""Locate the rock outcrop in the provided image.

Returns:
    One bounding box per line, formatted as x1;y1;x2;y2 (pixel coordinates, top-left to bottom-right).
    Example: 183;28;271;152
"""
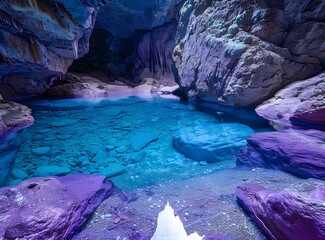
256;72;325;129
0;100;34;138
173;123;254;162
0;0;110;99
0;101;34;186
0;174;113;240
237;183;325;240
237;130;325;180
173;0;324;106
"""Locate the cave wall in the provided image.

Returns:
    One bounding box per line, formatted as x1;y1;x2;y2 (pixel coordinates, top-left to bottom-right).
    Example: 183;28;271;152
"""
173;0;325;106
0;0;110;99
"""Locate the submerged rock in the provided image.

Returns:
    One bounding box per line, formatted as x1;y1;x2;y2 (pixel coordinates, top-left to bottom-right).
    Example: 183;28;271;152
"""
34;165;71;177
237;130;325;180
98;163;128;178
173;123;254;162
0;174;113;240
236;183;325;240
32;147;51;156
130;132;159;152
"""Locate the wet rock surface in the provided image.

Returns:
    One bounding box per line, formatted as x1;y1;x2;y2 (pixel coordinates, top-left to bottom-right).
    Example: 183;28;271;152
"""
237;183;325;240
173;123;254;162
0;174;113;240
173;0;324;106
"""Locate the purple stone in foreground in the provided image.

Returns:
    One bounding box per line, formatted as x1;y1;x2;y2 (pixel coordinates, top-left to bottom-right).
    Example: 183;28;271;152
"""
236;183;325;240
237;130;325;180
0;174;114;240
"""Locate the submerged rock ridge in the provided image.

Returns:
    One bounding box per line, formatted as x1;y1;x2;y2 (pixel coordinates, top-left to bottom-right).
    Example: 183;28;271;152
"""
0;174;113;240
256;72;325;129
173;0;324;106
237;130;325;180
236;183;325;240
0;0;109;99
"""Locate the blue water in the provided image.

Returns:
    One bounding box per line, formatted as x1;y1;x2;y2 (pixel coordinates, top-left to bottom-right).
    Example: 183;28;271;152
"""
11;96;272;189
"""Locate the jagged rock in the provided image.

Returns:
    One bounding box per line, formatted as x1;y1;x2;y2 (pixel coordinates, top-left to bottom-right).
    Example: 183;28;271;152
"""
32;147;51;156
0;174;113;240
237;130;325;180
236;183;325;240
173;0;324;106
96;0;184;38
173;123;254;162
256;72;325;128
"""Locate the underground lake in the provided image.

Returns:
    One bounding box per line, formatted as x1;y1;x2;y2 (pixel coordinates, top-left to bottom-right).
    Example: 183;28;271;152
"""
0;0;324;239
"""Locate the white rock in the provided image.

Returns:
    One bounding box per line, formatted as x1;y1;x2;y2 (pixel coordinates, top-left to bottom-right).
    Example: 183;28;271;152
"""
151;203;202;240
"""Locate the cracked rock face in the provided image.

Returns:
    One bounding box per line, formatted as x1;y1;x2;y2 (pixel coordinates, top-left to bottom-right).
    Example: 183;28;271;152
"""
173;0;324;106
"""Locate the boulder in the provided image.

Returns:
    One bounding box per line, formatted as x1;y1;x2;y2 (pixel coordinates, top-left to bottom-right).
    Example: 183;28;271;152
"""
256;72;325;128
173;0;324;106
173;123;254;162
34;165;71;177
0;174;113;239
236;183;325;240
11;169;28;180
237;130;325;180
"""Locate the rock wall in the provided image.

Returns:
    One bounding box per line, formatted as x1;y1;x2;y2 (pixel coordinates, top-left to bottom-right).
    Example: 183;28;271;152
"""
95;0;184;38
0;0;110;99
173;0;325;106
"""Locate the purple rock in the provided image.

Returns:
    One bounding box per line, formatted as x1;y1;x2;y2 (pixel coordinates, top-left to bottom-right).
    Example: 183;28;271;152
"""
236;183;325;240
0;174;113;239
237;130;325;180
257;72;325;128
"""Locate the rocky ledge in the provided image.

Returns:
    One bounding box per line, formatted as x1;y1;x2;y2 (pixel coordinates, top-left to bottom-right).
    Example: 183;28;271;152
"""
237;130;325;180
256;72;325;129
0;100;34;138
237;183;325;240
0;174;113;240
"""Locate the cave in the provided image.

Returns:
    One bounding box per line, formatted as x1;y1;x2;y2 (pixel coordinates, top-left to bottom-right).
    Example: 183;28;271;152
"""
0;0;324;239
